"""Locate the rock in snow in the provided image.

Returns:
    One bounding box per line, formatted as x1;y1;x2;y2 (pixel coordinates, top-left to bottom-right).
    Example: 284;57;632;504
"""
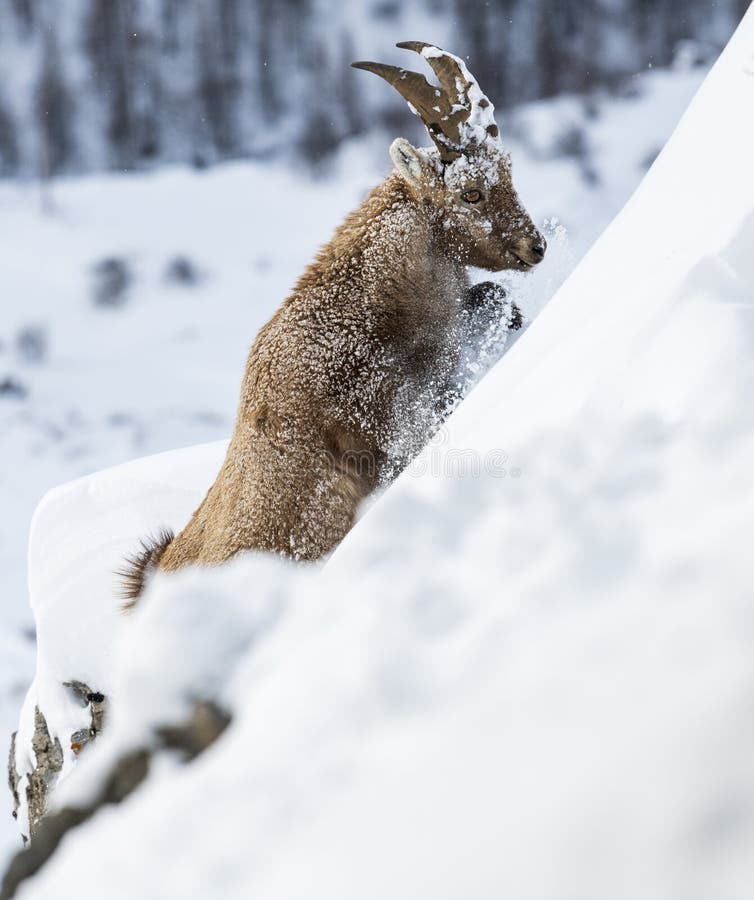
5;9;754;899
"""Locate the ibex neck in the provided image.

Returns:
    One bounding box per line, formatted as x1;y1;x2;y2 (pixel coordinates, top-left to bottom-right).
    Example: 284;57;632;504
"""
296;173;464;297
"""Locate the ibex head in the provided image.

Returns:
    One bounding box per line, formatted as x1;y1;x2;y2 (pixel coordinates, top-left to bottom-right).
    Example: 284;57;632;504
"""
353;41;545;273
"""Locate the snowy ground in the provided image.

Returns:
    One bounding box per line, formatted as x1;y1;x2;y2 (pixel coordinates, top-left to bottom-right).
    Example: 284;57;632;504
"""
0;63;711;868
6;8;754;894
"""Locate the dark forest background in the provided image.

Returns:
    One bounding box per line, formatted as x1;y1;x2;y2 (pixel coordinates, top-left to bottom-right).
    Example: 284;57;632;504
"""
0;0;747;177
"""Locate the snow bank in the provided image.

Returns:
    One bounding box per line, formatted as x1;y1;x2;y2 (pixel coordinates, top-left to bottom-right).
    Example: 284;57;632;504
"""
7;9;754;897
0;61;708;867
9;441;226;837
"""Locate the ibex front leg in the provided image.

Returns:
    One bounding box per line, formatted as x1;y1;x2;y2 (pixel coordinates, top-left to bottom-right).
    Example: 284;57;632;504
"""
461;281;523;337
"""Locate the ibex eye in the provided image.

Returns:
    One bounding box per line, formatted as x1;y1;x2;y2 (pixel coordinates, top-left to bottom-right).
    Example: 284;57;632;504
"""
461;189;483;204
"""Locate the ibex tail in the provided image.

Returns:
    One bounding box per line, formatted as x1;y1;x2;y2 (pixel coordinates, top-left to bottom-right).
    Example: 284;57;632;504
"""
117;528;174;611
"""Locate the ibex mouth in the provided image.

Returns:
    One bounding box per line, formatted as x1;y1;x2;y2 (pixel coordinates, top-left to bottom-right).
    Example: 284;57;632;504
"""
507;250;534;270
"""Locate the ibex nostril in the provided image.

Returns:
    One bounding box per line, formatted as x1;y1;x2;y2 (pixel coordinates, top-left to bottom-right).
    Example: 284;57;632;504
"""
531;243;546;260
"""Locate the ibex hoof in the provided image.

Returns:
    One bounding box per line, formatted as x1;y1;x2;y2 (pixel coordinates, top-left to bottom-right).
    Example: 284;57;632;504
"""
462;281;523;333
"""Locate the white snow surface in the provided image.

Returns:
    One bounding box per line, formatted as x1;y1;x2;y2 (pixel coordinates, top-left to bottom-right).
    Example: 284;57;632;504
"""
5;21;754;897
0;58;708;865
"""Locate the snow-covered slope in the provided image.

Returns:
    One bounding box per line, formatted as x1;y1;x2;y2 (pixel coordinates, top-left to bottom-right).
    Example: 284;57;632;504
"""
12;439;227;827
5;7;754;899
0;63;709;868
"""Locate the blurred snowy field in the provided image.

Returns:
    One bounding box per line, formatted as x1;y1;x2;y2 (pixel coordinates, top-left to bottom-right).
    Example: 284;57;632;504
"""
0;64;708;865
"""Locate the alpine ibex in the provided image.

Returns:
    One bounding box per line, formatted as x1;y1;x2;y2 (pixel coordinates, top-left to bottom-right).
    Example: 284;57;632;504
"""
121;41;545;601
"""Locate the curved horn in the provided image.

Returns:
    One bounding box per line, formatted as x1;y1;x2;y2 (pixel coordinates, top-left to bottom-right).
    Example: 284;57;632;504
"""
351;41;490;162
352;42;499;162
396;41;500;141
395;40;471;107
352;60;461;161
350;61;442;123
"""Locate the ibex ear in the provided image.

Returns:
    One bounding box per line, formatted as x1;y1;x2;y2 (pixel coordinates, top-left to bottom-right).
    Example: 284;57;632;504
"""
390;138;429;188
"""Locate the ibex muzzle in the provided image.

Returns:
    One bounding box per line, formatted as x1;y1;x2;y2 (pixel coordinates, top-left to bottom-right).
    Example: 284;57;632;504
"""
353;41;546;273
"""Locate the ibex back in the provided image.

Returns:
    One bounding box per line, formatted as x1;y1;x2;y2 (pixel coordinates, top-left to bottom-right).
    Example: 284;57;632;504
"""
121;41;545;603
